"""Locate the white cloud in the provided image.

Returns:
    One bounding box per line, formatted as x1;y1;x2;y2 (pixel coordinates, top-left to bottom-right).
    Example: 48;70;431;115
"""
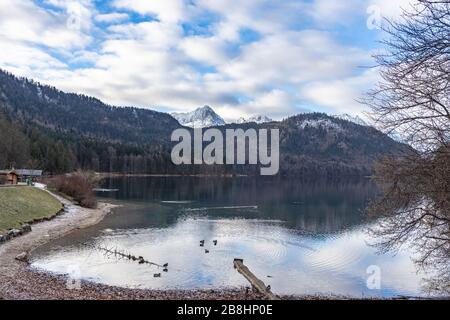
308;0;418;26
95;12;129;23
179;35;229;66
0;38;67;77
220;30;371;93
241;90;307;120
372;0;417;20
1;0;419;120
113;0;187;23
309;0;364;25
301;68;379;116
107;21;182;49
0;0;92;50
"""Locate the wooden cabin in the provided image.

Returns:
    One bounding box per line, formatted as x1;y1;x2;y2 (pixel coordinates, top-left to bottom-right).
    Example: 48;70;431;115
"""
15;169;43;182
0;170;18;185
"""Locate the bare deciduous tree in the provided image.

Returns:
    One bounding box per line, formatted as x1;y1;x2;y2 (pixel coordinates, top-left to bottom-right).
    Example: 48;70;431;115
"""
367;147;450;294
364;0;450;151
364;0;450;294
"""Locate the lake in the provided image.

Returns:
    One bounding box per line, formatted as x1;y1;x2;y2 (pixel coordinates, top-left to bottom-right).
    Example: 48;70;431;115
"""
31;176;428;298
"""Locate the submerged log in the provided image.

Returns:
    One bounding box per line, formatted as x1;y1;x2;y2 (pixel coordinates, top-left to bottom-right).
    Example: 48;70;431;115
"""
233;258;280;300
92;244;167;269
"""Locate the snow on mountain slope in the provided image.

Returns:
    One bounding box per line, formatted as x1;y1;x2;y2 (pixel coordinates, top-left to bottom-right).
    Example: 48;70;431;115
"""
236;115;273;124
171;105;226;128
333;114;368;126
296;118;344;131
332;114;405;142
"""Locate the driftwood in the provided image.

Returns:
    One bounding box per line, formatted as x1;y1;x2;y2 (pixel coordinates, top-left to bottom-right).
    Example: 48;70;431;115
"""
233;258;280;300
90;244;168;270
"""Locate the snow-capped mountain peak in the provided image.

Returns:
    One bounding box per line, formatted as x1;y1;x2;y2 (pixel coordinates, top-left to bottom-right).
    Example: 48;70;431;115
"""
236;115;273;124
171;105;226;128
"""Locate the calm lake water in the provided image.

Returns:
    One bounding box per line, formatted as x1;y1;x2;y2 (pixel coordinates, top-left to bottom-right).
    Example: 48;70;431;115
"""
31;177;429;297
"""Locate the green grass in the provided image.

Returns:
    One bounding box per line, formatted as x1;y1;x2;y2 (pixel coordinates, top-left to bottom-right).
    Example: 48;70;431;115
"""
0;186;63;233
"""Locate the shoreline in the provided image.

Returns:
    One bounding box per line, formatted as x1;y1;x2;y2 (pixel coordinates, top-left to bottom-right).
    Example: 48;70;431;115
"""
0;190;433;300
0;190;266;300
96;172;249;178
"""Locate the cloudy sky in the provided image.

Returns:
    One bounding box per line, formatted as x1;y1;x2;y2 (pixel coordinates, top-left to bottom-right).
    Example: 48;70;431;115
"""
0;0;415;121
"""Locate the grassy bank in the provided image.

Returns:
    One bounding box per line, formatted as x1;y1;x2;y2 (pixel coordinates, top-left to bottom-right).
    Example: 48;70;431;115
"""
0;186;63;232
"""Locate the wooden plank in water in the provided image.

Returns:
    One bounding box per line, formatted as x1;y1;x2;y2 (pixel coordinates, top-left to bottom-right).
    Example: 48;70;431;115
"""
233;258;280;300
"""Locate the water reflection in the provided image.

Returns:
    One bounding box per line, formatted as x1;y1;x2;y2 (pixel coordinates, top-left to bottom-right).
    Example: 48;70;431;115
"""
99;176;377;233
31;177;427;297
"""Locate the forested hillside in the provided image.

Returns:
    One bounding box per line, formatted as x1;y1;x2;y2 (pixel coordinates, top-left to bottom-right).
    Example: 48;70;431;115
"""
0;69;179;173
0;69;410;176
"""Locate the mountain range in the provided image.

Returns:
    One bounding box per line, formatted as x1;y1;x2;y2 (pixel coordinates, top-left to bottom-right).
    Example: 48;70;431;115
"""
236;115;273;125
170;105;367;129
171;106;274;127
171;106;226;128
0;69;410;176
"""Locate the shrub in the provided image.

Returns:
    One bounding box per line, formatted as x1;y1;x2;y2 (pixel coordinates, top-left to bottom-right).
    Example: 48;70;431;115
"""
47;171;98;208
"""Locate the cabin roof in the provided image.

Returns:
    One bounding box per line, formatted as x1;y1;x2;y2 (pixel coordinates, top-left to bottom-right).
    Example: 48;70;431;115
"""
14;169;43;176
0;170;17;175
0;169;42;176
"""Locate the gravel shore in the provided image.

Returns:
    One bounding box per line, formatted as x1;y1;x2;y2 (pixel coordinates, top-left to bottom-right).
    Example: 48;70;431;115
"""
0;191;266;300
0;268;266;300
1;191;424;300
